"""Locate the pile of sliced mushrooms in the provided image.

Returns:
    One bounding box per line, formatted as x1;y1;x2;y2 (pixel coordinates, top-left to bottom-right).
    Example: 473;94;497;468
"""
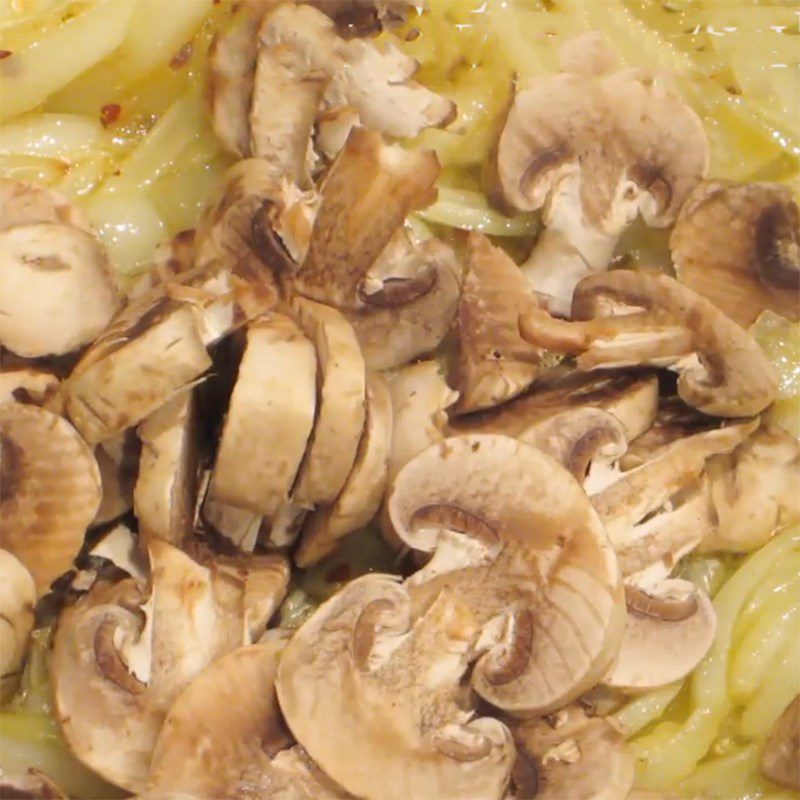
1;5;799;799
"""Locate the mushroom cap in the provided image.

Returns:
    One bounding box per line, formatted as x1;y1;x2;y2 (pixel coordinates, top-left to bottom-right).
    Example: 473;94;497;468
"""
388;434;625;715
571;270;779;417
510;705;634;800
210;313;317;517
0;222;121;358
760;695;799;792
0;548;36;703
670;180;800;327
1;402;101;596
0;178;92;232
603;579;716;691
290;298;366;506
276;574;516;800
297;372;392;567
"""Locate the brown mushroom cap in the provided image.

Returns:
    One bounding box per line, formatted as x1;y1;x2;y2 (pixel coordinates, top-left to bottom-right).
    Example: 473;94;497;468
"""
0;548;36;703
760;695;799;792
670;180;800;327
1;402;101;596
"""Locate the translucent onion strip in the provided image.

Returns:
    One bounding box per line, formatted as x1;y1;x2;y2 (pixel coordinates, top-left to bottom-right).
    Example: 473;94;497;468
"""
0;113;108;161
611;681;685;738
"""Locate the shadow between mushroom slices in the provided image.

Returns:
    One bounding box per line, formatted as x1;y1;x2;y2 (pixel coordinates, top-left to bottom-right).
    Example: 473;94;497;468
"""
387;434;625;716
0;548;36;703
93;430;140;527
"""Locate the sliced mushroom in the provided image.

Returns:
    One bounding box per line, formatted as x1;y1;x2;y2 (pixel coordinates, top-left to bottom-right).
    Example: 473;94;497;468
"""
276;574;516;800
144;643;346;799
0;177;92;232
0;549;36;703
603;579;716;691
297;372;392;567
0;222;121;357
209;313;316;517
388;434;625;715
290;298;366;507
452;234;542;414
0;769;67;800
52;540;249;792
134;391;199;548
760;695;799;792
670;180;799;327
510;705;634;800
492;35;708;313
93;430;140;527
1;402;101;596
128;229;196;299
0;367;61;410
202;495;268;553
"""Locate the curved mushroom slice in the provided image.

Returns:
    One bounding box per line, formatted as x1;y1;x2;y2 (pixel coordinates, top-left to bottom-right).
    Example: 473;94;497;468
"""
0;178;92;232
93;431;140;527
210;313;316;516
452;234;542;414
297;373;392;567
510;705;634;800
0;222;121;358
0;769;67;800
0;549;36;703
1;403;101;596
134;391;199;548
52;540;249;792
760;695;800;792
388;434;625;716
671;180;799;327
276;574;516;800
290;298;366;507
603;579;716;691
492;36;708;314
145;643;346;799
0;367;61;409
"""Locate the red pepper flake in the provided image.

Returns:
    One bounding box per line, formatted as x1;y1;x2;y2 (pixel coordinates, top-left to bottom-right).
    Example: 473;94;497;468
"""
0;50;13;60
169;41;193;70
100;103;121;127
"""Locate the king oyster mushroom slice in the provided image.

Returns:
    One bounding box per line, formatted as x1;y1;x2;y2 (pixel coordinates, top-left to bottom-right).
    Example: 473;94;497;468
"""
760;695;800;792
93;430;140;527
0;549;36;703
297;372;392;567
670;180;799;327
276;574;516;800
209;313;316;517
509;705;634;800
492;34;708;314
0;177;92;231
52;539;251;792
452;234;542;415
0;222;122;358
144;642;347;799
290;297;366;507
388;434;625;716
520;270;779;417
1;402;102;596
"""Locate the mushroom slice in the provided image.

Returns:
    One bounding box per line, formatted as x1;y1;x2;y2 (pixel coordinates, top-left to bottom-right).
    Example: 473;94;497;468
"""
388;434;625;715
510;705;634;800
603;579;716;691
134;391;199;547
760;695;799;792
0;769;67;799
276;574;516;800
1;403;101;596
210;313;317;517
493;35;707;314
290;298;366;507
0;367;61;409
452;234;541;414
202;496;268;553
93;430;140;527
145;643;346;799
0;177;92;231
297;372;392;567
0;222;121;357
670;180;799;327
0;549;36;703
52;540;249;792
128;229;196;299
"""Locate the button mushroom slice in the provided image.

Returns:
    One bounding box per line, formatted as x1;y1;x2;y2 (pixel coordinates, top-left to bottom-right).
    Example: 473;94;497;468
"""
127;229;196;299
0;222;122;358
297;372;392;567
509;705;634;800
52;539;249;792
0;366;61;410
492;35;708;314
603;578;716;692
290;298;366;507
93;430;140;527
0;549;36;703
388;434;625;716
276;574;516;800
670;180;799;327
1;402;101;596
451;234;542;415
144;643;346;799
134;391;199;548
0;177;92;232
209;313;317;517
0;769;67;800
760;695;800;792
202;495;268;553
